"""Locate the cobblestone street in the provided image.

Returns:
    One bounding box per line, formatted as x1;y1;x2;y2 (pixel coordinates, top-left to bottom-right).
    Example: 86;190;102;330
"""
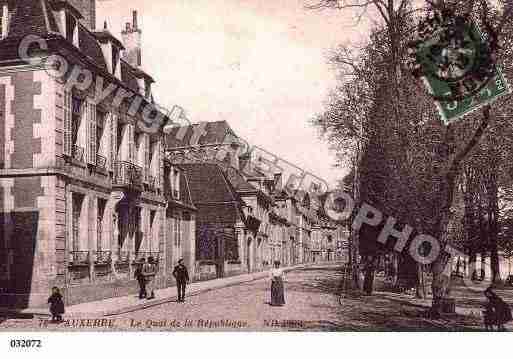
2;266;508;332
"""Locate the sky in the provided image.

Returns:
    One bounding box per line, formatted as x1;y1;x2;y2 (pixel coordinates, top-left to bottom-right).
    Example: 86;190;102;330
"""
96;0;371;187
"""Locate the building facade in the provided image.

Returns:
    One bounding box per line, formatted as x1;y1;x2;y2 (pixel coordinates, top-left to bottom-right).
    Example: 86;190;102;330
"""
0;1;195;308
0;1;346;310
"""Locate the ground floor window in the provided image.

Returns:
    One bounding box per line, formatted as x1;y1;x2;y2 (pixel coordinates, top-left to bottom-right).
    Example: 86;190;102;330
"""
196;224;216;261
97;198;107;252
225;234;239;261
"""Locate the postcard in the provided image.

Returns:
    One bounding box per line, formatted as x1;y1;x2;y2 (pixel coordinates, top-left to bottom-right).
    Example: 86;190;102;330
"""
1;1;512;349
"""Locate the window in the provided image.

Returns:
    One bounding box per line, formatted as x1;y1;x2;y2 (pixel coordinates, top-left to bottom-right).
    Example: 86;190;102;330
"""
71;95;84;161
97;199;107;252
112;46;120;75
87;100;97;165
128;123;135;163
174;212;182;247
65;12;78;46
0;4;8;39
173;169;180;200
96;110;106;168
149;210;156;252
71;193;84;253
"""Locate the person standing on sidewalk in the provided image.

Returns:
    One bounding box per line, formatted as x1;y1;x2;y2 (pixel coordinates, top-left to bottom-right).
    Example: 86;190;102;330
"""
143;256;157;300
135;258;147;299
269;261;285;306
48;286;65;322
483;287;512;331
173;259;189;303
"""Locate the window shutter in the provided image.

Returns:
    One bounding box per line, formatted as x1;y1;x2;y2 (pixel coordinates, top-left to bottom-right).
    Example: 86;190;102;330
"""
144;135;150;181
63;90;72;156
155;141;161;188
128;123;135;163
87;101;97;165
110;113;117;170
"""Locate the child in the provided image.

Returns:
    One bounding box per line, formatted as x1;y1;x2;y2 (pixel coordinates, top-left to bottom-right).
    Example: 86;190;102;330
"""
48;287;65;323
483;302;497;331
483;287;512;331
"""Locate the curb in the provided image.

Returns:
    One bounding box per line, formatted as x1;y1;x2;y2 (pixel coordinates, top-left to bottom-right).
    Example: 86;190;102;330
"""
101;265;307;316
1;263;341;318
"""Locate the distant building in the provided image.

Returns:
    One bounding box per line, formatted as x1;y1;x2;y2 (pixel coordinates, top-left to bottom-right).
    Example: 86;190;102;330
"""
165;120;348;276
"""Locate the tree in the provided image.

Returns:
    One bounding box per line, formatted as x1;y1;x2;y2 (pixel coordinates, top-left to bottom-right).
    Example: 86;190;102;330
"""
310;0;513;315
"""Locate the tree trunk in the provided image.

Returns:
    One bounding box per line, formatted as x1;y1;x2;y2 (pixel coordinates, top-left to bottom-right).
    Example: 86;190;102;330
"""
416;263;427;299
481;252;487;281
392;253;399;287
363;256;376;295
430;254;452;318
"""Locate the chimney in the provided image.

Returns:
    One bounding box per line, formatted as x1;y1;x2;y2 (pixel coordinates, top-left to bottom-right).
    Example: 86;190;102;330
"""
121;9;142;68
133;10;138;30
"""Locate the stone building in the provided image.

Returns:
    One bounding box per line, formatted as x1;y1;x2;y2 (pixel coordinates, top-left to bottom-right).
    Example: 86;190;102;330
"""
164;120;346;276
0;0;194;308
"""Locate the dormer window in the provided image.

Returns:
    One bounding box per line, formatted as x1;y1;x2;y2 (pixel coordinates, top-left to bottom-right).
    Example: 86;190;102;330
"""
172;168;180;200
0;4;9;39
65;13;79;47
112;46;120;75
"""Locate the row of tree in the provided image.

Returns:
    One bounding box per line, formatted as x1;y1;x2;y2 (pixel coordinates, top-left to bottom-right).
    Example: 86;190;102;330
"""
310;0;513;316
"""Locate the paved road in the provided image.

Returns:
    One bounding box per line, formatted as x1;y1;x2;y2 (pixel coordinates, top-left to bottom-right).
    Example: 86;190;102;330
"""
0;267;490;331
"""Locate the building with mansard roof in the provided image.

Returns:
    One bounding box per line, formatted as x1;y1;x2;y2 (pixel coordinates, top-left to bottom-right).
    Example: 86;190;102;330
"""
164;120;348;277
0;0;196;308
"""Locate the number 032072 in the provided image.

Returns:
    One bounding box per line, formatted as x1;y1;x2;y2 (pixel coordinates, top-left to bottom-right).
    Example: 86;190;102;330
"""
9;339;42;348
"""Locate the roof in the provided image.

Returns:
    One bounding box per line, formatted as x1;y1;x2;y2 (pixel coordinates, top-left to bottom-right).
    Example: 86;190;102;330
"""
180;163;240;204
121;60;140;93
6;0;60;40
78;24;108;70
223;166;257;193
180;163;244;225
165;121;238;149
0;0;154;102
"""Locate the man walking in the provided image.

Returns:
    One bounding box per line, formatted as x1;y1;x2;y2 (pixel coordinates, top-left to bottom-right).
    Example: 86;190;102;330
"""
135;258;147;299
173;259;189;303
142;256;157;300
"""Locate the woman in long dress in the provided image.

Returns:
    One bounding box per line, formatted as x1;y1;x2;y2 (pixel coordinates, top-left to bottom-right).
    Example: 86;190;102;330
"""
270;260;285;306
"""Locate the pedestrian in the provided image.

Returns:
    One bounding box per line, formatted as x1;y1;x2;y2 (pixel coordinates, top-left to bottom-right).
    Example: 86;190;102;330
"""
47;286;65;322
483;287;512;331
269;260;285;306
134;258;147;299
143;256;157;300
173;259;189;303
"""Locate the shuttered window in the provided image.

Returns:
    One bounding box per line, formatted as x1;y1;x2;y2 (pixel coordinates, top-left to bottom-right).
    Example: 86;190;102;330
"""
155;141;161;188
128;123;135;163
110;113;117;170
87;100;97;165
0;5;8;39
63;90;73;156
144;134;150;181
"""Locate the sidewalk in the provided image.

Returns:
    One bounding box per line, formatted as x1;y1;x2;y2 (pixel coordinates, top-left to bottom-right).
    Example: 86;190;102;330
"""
29;263;334;318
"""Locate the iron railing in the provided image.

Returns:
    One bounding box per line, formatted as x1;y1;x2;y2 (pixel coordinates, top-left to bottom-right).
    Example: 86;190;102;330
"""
134;251;160;263
116;251;130;264
113;161;143;188
72;145;85;162
93;250;112;264
96;154;107;169
145;174;157;192
69;251;90;265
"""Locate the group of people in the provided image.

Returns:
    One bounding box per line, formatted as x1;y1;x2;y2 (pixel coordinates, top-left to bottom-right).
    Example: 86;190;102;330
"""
134;256;158;300
135;257;190;302
46;260;512;330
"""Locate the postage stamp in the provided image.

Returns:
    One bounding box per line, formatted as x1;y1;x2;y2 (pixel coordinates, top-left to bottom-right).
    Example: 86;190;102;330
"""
1;2;513;354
